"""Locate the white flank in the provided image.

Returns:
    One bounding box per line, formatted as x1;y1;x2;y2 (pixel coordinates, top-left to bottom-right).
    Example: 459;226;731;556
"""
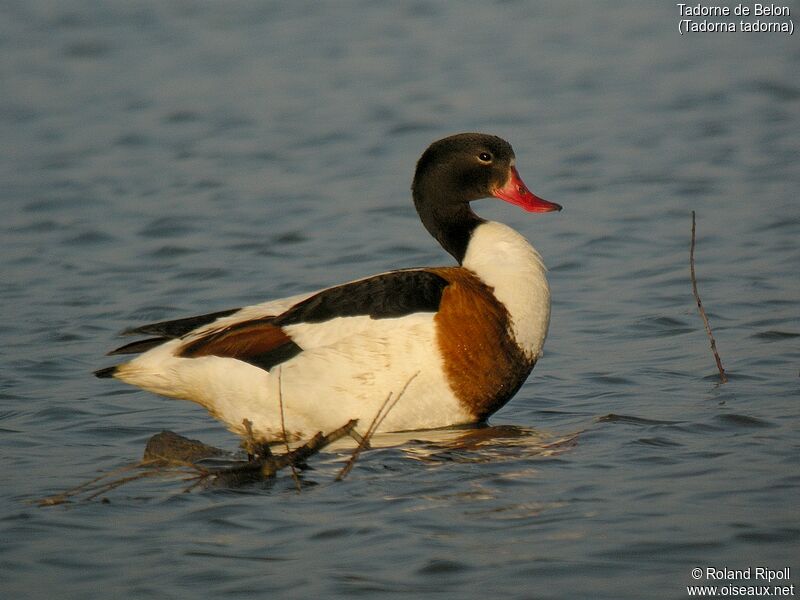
114;311;472;440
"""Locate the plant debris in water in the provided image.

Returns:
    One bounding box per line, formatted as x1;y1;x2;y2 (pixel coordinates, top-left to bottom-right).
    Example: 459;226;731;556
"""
38;419;358;506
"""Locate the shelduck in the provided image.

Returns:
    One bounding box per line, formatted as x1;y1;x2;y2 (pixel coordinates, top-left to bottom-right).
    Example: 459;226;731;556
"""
96;133;562;441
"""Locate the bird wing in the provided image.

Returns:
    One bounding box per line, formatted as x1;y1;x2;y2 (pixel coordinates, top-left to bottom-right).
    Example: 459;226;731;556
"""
104;269;451;373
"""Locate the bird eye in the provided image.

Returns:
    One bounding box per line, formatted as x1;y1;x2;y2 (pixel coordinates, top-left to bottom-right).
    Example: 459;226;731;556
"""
478;152;493;163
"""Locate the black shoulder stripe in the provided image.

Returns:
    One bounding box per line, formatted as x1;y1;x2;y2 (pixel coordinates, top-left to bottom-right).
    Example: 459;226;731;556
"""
273;270;449;326
121;308;240;338
107;337;170;355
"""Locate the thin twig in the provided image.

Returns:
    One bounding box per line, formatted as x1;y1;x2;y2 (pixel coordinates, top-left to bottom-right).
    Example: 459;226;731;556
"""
276;367;302;492
83;469;173;501
242;419;257;459
271;419;358;473
242;419;274;464
336;372;419;481
335;393;391;481
690;211;728;383
36;459;162;506
180;473;210;494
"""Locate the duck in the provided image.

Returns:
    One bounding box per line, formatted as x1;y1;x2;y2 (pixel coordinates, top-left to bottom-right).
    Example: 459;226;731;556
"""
95;133;562;441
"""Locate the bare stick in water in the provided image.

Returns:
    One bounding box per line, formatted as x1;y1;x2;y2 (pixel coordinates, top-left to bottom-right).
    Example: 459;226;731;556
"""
690;211;728;383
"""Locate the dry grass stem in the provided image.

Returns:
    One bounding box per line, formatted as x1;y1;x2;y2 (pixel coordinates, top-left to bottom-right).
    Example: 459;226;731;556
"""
336;372;419;481
690;211;728;383
276;367;302;492
37;460;162;506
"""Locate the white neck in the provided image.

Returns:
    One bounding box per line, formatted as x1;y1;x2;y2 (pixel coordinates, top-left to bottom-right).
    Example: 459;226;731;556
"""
461;221;551;359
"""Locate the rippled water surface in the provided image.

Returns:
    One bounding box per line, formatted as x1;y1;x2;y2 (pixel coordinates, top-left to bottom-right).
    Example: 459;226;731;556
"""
2;2;798;598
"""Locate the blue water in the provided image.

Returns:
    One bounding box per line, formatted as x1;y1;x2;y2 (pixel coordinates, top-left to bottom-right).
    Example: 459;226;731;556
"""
2;2;798;598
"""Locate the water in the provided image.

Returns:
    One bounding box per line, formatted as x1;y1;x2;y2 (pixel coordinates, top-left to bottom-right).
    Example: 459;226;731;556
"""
2;2;798;598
